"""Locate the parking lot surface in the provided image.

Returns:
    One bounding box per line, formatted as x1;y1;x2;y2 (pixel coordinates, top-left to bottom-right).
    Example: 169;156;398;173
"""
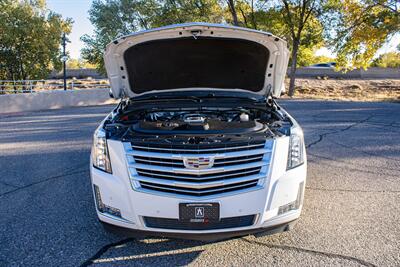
1;100;399;266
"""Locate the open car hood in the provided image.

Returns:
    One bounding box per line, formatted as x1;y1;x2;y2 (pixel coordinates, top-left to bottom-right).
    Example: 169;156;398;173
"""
104;23;289;99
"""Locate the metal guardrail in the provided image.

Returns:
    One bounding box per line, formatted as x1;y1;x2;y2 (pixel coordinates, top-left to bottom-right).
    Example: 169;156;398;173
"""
0;79;110;94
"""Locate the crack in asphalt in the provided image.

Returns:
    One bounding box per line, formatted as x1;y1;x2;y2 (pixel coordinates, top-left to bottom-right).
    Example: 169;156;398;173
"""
81;233;382;267
307;152;400;179
306;150;399;170
241;238;377;267
80;238;136;267
0;180;19;188
306;186;400;193
0;168;88;197
306;115;375;149
0;161;89;197
366;121;400;129
3;106;399;266
307;155;399;179
308;160;400;183
328;139;399;161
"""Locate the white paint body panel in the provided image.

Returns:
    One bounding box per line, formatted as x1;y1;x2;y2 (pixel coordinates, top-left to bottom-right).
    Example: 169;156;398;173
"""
104;23;289;98
95;24;303;235
90;136;307;234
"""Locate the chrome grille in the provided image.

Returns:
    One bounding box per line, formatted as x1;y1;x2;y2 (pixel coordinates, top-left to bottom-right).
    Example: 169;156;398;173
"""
124;140;273;197
131;142;266;154
135;166;262;182
140;179;259;196
132;154;264;168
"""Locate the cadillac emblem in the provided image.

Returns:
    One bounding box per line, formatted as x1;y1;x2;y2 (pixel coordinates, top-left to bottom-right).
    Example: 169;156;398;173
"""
183;156;214;169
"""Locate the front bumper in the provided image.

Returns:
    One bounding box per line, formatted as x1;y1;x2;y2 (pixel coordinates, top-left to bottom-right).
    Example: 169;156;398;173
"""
90;158;306;239
100;218;298;241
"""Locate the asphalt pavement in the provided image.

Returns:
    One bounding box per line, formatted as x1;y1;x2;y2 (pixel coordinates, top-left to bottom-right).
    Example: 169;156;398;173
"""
0;100;399;266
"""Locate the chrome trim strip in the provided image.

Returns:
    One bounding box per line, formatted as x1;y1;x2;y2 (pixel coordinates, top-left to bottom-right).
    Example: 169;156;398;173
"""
126;148;271;159
214;155;264;165
134;173;266;189
131;143;265;152
135;168;262;180
134;158;183;166
98;212;134;224
140;180;259;194
132;154;265;167
129;161;268;175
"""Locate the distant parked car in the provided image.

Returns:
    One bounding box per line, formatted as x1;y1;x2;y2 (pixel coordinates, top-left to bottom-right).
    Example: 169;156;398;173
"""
307;62;336;68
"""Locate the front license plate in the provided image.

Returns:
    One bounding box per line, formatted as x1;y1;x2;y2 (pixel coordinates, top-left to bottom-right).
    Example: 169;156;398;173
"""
179;203;220;223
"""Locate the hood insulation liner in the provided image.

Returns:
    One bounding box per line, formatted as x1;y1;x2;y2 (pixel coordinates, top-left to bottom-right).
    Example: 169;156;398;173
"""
123;37;269;94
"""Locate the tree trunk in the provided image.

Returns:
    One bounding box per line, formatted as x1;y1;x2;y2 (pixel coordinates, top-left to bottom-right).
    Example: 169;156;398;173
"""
250;0;257;30
288;39;300;97
238;6;248;27
227;0;239;26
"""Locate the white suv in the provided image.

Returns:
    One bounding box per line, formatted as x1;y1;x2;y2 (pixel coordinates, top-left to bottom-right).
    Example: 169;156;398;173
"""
91;23;306;240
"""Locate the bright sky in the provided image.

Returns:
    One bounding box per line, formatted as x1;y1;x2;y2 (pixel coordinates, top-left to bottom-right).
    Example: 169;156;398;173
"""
47;0;94;59
315;33;400;59
47;0;399;60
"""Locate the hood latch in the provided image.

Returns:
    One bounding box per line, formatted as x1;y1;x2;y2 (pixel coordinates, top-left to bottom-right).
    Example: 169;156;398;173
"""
190;30;202;39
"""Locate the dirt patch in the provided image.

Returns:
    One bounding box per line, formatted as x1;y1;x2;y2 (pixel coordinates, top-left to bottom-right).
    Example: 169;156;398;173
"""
283;78;400;102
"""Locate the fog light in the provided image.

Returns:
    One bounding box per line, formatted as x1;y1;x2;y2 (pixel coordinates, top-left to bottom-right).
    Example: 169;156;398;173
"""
278;182;304;215
278;202;297;215
93;184;121;218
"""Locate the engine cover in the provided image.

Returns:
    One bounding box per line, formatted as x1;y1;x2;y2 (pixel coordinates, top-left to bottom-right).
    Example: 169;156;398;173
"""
132;119;265;134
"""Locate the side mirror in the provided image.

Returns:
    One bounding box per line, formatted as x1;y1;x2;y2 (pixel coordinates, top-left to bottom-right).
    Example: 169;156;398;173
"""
108;89;114;98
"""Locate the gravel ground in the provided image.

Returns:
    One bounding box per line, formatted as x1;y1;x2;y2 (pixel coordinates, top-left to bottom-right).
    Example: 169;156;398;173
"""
0;100;399;267
284;78;400;101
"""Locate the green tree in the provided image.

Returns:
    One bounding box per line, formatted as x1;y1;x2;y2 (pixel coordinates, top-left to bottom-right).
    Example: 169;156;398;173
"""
83;0;327;82
226;0;240;26
325;0;400;69
66;58;97;69
278;0;327;96
372;52;400;68
153;0;223;26
228;0;327;96
253;6;325;68
81;0;224;73
0;0;72;80
225;0;263;29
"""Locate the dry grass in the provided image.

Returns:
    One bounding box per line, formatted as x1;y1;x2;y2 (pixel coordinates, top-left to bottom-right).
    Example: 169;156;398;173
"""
283;78;400;102
0;78;110;94
3;77;399;102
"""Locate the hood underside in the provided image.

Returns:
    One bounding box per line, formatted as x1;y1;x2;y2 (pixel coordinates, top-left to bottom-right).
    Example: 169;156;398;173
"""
104;23;289;98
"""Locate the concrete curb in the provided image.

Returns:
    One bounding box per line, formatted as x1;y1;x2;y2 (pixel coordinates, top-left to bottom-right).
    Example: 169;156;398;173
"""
0;89;117;114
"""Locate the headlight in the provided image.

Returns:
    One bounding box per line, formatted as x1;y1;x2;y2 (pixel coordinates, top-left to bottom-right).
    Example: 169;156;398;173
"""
91;127;112;173
287;126;304;169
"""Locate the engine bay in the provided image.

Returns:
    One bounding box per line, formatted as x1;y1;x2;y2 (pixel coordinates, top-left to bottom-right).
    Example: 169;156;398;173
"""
103;98;292;140
132;109;266;134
